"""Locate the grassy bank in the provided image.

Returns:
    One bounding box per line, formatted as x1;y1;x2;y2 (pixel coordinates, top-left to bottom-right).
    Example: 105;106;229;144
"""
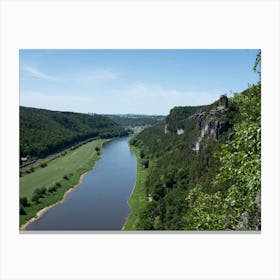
20;139;105;227
123;143;148;230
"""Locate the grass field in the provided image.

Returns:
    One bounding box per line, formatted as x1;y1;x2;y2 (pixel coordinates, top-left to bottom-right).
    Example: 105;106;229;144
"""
20;139;105;226
123;143;148;230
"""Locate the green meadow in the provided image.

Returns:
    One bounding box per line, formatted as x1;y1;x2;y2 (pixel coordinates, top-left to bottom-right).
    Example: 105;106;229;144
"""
20;139;104;226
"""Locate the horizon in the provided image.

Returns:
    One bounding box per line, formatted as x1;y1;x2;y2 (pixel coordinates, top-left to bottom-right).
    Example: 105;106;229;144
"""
19;49;259;115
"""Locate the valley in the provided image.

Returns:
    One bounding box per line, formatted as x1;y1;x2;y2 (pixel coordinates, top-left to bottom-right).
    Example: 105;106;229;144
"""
19;50;261;231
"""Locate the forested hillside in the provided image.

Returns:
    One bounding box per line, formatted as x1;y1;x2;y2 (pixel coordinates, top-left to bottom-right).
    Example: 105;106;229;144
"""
104;114;165;127
128;52;261;230
20;107;128;160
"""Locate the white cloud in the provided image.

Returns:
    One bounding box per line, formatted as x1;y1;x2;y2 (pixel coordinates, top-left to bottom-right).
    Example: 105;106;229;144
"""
21;64;63;81
116;82;220;114
20;83;221;115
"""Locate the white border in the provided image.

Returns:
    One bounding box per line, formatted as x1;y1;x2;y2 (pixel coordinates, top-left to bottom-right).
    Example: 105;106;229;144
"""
1;1;280;280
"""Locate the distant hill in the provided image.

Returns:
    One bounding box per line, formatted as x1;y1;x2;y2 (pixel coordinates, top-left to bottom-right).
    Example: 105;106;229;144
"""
20;107;128;159
104;114;165;127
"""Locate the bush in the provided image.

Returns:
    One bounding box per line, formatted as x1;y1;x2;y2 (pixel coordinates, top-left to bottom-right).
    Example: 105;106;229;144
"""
31;187;46;203
20;197;29;207
55;182;62;187
95;146;100;152
31;191;41;203
48;185;58;193
40;162;47;168
63;175;69;180
140;150;145;158
142;159;149;168
20;197;29;215
41;186;47;195
130;138;136;145
20;205;26;215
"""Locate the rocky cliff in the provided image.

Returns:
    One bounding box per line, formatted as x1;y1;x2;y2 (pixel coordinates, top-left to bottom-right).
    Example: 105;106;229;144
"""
165;95;234;152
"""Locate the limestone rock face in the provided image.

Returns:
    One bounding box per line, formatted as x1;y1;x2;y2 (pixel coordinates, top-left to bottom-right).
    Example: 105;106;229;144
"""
177;128;184;135
219;94;228;109
164;124;170;134
164;95;232;153
192;95;232;152
207;119;231;140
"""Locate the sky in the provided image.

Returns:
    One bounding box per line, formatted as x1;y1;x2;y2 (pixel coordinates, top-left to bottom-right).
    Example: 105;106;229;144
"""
19;49;259;115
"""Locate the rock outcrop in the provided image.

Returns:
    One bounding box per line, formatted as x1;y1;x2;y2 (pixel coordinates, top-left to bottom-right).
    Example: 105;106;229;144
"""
164;95;232;152
177;128;184;135
192;95;232;152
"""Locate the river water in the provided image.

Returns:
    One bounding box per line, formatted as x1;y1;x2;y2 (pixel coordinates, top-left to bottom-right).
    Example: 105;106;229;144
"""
26;137;136;230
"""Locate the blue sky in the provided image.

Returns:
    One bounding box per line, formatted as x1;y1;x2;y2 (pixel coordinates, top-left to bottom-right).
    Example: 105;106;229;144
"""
20;49;259;115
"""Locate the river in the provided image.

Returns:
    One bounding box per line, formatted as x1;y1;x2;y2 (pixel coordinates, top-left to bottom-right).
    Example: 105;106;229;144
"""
25;137;136;230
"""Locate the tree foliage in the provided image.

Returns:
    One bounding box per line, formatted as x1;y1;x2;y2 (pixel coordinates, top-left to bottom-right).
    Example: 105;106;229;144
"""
20;107;128;159
104;114;165;127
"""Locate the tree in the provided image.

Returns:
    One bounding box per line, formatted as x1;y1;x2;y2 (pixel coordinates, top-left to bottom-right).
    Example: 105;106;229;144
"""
31;187;47;203
19;197;29;215
140;150;145;158
20;205;26;215
142;159;149;168
20;197;29;207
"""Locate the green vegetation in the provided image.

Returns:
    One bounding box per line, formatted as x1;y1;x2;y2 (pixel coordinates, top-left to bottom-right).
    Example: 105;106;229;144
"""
123;143;149;230
166;105;208;133
20;139;104;226
20;107;128;160
104;114;165;127
185;83;261;230
125;51;261;230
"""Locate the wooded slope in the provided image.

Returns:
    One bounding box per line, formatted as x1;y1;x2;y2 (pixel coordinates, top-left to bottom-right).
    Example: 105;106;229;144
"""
20;106;128;159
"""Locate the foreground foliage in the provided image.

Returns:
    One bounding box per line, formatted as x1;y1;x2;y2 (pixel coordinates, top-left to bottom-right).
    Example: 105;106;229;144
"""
185;84;261;230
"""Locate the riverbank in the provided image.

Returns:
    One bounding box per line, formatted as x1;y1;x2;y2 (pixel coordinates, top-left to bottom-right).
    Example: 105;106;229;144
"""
20;171;89;230
123;142;148;230
20;138;109;229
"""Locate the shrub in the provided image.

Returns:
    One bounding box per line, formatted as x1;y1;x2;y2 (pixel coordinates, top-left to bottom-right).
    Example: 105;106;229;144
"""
48;185;58;193
20;197;29;207
63;175;69;180
142;159;149;168
31;190;42;203
40;162;47;168
31;187;46;203
140;150;145;158
20;205;26;215
41;186;47;195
